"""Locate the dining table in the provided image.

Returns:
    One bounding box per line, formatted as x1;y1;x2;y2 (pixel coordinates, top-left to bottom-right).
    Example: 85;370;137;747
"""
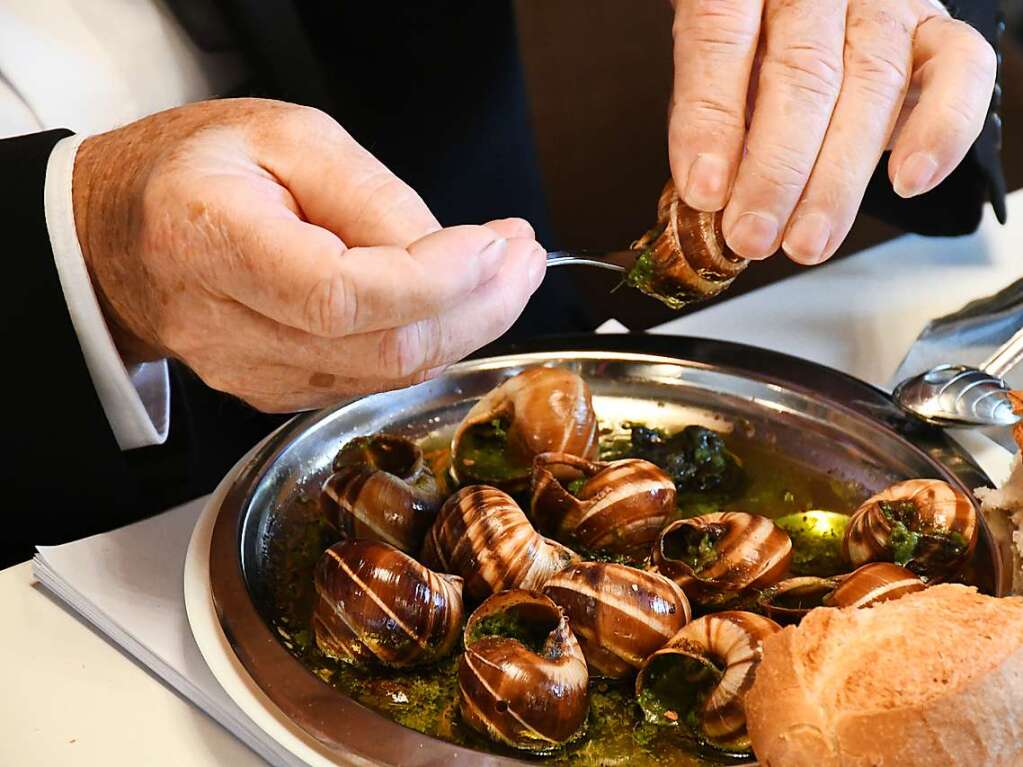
2;190;1022;767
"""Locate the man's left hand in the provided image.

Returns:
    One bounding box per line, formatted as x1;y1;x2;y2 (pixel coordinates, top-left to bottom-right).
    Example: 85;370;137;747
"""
668;0;997;264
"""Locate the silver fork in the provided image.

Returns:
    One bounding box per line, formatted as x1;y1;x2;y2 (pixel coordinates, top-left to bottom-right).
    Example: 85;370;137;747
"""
545;250;641;274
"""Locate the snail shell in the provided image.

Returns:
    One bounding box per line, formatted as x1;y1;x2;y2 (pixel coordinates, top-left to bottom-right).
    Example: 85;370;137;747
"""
312;540;463;668
630;180;748;308
421;485;579;603
459;590;589;753
321;434;442;554
757;563;928;622
842;479;978;580
755;576;838;624
531;452;676;556
826;562;927;609
543;561;691;678
451;367;599;489
636;611;781;753
652;512;792;606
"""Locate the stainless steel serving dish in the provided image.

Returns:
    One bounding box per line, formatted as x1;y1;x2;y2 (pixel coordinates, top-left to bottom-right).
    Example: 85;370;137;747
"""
208;335;1009;767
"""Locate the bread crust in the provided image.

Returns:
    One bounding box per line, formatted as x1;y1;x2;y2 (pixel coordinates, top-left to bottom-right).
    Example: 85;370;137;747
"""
746;585;1023;767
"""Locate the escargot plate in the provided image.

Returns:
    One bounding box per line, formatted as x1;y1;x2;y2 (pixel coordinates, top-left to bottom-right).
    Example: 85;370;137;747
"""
204;338;1007;767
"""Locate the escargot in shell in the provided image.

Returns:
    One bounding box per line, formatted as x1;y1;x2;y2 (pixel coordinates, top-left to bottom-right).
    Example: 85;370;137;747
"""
451;367;599;490
756;563;927;623
421;485;579;603
543;561;690;678
842;478;978;580
459;590;590;753
321;434;442;554
636;611;781;754
531;452;675;556
652;512;792;606
312;540;463;668
627;180;749;310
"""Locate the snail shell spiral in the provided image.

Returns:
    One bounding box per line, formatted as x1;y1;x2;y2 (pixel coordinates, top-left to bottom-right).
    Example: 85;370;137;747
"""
451;367;599;489
636;611;781;753
842;478;978;580
531;452;676;556
312;540;463;668
459;590;590;753
421;485;579;603
652;512;792;606
321;434;441;554
630;180;749;308
543;561;691;678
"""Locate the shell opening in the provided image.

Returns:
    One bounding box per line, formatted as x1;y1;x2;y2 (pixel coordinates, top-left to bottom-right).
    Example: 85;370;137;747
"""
334;434;421;477
637;651;721;734
467;602;559;656
454;417;528;485
662;524;725;575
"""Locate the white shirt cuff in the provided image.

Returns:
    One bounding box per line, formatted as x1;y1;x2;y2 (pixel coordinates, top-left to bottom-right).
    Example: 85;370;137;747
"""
44;134;170;450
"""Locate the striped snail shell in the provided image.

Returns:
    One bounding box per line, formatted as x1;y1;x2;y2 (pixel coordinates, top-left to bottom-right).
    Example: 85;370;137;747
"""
543;561;690;679
826;562;927;609
636;611;781;754
652;512;792;606
459;590;589;753
451;367;599;490
531;452;676;556
321;434;442;554
421;485;579;603
842;479;978;580
757;563;928;622
312;540;463;668
628;180;748;310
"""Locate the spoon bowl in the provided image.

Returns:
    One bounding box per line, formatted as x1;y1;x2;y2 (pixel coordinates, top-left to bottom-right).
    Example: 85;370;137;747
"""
893;364;1019;428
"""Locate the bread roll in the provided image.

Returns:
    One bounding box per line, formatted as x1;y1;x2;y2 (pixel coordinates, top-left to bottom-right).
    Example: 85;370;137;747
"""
746;584;1023;767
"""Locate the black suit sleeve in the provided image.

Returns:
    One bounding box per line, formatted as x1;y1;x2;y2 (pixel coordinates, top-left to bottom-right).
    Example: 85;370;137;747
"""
0;129;149;565
862;0;1006;235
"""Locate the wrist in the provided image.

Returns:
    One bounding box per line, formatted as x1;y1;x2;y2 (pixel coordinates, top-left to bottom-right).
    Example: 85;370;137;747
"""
73;133;163;364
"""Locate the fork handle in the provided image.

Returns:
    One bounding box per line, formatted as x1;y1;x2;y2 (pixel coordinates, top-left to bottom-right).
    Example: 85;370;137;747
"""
980;325;1023;379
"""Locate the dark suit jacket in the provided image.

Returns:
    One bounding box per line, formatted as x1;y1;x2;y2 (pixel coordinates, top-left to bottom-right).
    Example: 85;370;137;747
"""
0;0;1006;567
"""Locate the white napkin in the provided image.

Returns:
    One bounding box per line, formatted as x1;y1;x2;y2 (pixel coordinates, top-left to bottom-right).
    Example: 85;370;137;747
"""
32;501;302;767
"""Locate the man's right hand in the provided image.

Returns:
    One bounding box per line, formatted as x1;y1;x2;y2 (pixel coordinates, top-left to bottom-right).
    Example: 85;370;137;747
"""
72;98;546;413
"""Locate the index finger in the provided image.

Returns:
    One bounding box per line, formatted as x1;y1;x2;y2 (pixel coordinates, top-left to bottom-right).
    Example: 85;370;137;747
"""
213;213;517;338
256;105;440;248
668;0;763;212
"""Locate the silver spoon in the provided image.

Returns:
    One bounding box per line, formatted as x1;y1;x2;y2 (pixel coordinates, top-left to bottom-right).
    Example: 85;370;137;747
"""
546;249;640;273
893;326;1023;427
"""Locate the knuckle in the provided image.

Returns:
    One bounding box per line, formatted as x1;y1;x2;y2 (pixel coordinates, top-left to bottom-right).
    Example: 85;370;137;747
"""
681;0;759;36
678;95;746;131
745;145;811;195
304;272;359;337
768;43;843;102
844;45;910;103
378;321;433;379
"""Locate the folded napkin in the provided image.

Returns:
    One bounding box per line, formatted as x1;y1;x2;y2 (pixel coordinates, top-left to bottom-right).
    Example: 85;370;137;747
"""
32;500;303;767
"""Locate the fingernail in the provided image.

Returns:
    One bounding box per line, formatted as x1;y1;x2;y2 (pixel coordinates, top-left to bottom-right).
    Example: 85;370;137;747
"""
894;152;939;198
479;237;508;273
528;245;547;289
727;212;779;260
684;154;729;211
783;213;832;265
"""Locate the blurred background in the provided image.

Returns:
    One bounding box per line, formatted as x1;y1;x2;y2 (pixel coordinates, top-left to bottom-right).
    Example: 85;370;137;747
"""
513;0;1023;329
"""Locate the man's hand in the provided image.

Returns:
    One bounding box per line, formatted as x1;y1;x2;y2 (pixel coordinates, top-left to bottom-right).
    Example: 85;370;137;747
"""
668;0;997;264
73;99;546;413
